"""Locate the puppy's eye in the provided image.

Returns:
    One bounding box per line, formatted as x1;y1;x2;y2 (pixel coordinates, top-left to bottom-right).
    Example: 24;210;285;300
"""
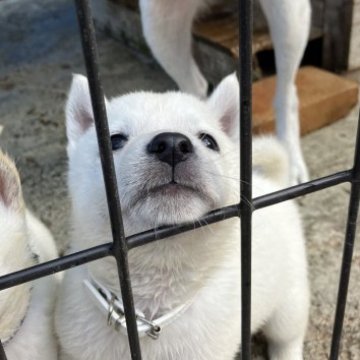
199;133;219;151
110;134;128;151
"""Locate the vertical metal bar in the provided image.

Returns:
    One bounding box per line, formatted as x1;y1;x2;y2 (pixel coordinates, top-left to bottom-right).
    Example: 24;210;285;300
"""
238;0;253;359
73;1;142;358
0;342;7;360
329;116;360;359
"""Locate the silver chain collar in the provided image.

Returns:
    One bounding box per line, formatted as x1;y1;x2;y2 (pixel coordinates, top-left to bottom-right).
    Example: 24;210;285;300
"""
84;276;196;340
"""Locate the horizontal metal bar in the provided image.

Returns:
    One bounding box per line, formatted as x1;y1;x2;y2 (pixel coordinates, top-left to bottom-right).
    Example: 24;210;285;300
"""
128;169;353;250
253;170;352;210
0;243;112;291
0;169;353;290
0;205;239;290
127;204;240;249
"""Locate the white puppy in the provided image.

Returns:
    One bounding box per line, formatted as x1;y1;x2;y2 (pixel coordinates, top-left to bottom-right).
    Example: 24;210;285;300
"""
139;0;311;185
55;73;309;360
0;152;59;360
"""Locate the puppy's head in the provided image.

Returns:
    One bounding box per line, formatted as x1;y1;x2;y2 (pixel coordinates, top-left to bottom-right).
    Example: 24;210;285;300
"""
0;152;34;340
66;74;239;232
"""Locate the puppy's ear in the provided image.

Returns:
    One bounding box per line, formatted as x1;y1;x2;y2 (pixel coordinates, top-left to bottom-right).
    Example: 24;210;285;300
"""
0;152;24;212
66;74;108;151
207;73;239;142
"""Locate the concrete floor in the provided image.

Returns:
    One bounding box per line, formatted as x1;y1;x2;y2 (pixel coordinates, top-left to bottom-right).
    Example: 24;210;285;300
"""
0;0;359;358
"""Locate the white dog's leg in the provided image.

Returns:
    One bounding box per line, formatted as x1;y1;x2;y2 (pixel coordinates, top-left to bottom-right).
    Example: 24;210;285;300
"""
259;0;311;185
263;283;309;360
263;253;310;360
59;352;77;360
139;0;208;97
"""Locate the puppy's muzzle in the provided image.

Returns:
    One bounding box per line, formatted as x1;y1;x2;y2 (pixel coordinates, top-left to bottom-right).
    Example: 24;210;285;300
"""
147;132;193;167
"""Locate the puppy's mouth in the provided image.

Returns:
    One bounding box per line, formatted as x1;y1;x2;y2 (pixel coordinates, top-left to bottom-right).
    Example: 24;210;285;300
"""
148;181;198;197
130;180;210;209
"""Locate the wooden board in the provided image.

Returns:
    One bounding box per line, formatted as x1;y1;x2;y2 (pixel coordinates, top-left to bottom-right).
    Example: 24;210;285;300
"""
194;14;322;58
252;66;359;135
193;14;272;57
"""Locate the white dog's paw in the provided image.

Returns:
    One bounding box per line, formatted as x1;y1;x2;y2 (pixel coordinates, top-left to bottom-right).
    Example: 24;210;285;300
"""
289;154;309;186
279;135;309;186
268;340;304;360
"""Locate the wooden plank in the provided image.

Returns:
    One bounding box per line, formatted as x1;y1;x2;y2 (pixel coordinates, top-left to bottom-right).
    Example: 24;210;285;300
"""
252;66;359;135
194;16;322;58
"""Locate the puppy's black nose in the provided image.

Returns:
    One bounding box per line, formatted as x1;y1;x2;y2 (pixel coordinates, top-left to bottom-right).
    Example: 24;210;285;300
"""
147;132;193;166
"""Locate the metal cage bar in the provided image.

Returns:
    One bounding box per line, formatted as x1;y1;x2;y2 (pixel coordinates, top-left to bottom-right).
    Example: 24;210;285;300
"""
238;0;253;358
0;0;359;358
330;115;360;359
74;0;142;358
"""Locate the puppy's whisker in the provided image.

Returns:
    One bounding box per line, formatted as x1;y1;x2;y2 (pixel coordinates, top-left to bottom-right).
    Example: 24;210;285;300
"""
202;170;268;194
203;171;247;183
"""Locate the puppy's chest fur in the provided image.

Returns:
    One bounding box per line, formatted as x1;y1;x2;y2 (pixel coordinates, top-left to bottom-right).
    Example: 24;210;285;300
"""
56;218;240;358
129;265;202;319
91;223;237;321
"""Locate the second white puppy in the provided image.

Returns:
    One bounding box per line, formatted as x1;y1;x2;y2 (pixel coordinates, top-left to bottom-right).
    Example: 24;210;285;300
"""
55;74;309;360
0;152;59;360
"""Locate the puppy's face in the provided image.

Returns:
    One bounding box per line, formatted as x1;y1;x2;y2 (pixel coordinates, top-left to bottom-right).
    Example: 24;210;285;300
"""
66;75;239;231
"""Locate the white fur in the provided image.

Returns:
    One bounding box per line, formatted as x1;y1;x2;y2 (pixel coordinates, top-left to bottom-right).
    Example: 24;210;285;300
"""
139;0;311;184
0;153;59;360
55;74;309;360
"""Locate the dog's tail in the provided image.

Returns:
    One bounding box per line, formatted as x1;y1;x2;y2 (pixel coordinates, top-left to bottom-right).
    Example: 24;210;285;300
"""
253;136;290;187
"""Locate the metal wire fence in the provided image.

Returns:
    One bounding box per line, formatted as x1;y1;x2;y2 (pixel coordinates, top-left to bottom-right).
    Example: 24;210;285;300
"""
0;0;359;359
